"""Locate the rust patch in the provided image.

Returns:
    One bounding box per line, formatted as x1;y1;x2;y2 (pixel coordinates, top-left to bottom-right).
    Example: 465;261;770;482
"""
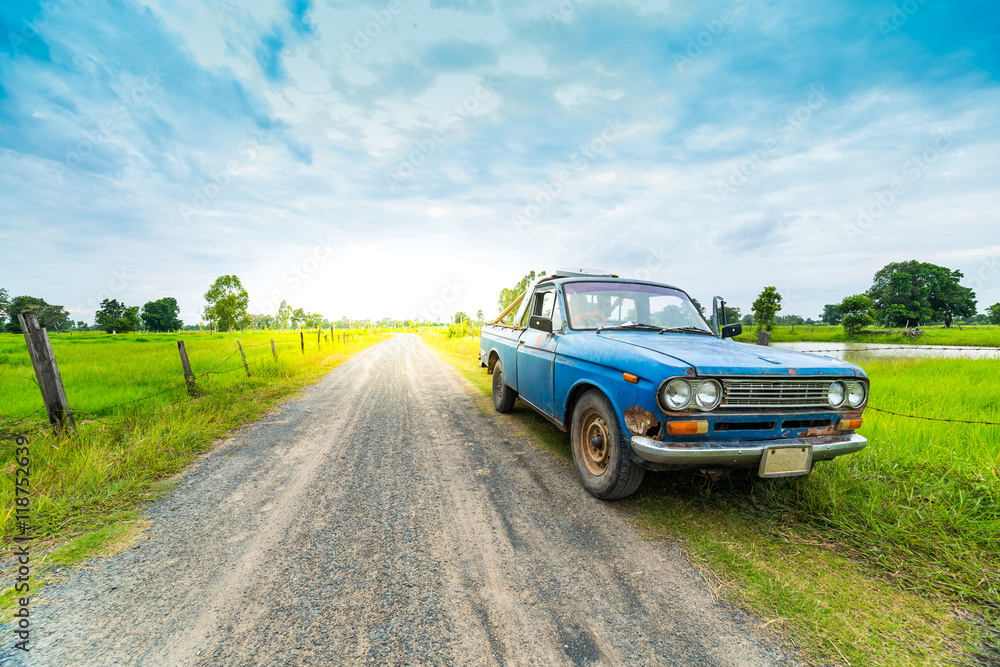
801;425;840;437
788;368;798;375
685;367;695;377
624;404;661;437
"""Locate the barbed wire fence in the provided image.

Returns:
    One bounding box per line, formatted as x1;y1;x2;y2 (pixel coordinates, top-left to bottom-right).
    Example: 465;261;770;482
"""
1;328;385;437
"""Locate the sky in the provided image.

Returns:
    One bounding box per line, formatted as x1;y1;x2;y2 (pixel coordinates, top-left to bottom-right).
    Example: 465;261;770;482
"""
1;0;998;324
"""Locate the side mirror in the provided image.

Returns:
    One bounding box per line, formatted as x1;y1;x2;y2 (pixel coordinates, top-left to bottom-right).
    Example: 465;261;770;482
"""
722;323;743;339
528;315;553;333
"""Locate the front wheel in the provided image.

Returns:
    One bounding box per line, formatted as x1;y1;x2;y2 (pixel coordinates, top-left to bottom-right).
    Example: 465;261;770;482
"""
570;390;645;499
492;360;517;413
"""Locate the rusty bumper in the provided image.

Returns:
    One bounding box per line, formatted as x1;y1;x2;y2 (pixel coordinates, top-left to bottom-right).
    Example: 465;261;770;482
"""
630;433;867;468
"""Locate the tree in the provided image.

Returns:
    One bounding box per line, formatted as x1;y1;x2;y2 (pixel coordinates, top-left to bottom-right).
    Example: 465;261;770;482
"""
722;305;741;324
291;307;306;329
868;261;976;328
498;270;546;314
690;298;705;317
0;288;9;331
454;311;468;324
751;286;782;332
6;295;71;333
95;298;140;334
820;304;842;325
203;275;251;332
741;313;755;326
839;294;875;335
475;309;484;323
987;303;1000;325
141;297;183;332
276;300;293;330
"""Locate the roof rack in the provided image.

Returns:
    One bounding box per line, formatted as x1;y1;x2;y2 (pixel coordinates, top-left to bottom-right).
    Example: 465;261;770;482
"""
551;268;619;278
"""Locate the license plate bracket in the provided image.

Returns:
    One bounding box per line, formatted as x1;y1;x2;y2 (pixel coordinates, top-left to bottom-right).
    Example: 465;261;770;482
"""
758;444;813;478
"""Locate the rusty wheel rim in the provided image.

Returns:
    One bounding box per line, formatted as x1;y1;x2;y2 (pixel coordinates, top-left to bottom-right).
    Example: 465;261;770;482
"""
579;410;610;476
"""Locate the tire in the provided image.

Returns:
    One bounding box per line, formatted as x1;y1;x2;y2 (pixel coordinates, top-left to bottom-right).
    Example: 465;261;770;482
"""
492;360;517;413
570;390;645;499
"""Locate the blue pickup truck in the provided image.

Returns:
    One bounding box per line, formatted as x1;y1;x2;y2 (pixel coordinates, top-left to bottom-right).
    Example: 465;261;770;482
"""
479;270;868;499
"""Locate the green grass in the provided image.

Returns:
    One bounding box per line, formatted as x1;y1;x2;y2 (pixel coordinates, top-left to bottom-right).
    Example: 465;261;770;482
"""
734;324;1000;347
0;328;388;618
424;330;1000;665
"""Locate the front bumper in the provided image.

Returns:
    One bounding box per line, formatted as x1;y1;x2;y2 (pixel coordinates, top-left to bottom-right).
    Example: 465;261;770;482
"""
630;433;867;469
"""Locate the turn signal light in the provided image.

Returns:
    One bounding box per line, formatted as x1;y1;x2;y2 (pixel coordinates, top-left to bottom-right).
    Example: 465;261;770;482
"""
623;372;639;384
666;421;709;435
837;418;863;431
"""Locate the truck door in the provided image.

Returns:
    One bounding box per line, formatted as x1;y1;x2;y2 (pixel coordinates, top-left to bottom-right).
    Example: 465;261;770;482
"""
516;289;560;417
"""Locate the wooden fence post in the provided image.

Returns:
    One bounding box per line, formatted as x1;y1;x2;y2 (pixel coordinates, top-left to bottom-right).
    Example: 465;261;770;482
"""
236;339;250;376
271;339;277;361
19;314;76;433
300;331;305;354
756;330;772;346
317;329;321;350
177;341;198;396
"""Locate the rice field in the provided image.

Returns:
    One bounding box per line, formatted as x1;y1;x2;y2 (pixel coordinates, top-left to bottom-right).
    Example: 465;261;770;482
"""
734;323;1000;347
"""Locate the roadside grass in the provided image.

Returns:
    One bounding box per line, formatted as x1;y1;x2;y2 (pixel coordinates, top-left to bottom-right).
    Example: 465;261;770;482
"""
734;324;1000;347
0;329;388;618
423;330;999;665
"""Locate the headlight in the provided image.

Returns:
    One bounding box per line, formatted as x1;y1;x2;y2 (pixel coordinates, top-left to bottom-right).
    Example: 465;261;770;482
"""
828;381;846;408
694;380;722;410
847;381;867;408
660;378;692;410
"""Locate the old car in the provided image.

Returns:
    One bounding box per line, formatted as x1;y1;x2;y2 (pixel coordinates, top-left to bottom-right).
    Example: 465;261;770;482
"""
479;269;868;499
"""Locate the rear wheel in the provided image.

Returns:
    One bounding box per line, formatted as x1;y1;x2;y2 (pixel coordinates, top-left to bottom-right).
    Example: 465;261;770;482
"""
492;360;517;413
570;390;645;499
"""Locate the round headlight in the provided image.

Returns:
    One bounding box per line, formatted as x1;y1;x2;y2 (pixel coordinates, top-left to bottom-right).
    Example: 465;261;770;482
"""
847;381;867;408
694;380;721;410
828;381;846;407
661;379;693;410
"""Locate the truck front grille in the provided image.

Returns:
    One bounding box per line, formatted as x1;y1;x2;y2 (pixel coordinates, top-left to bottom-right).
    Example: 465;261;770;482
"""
721;379;833;409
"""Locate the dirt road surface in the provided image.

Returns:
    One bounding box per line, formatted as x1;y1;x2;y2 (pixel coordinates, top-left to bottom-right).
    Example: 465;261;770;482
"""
2;334;795;666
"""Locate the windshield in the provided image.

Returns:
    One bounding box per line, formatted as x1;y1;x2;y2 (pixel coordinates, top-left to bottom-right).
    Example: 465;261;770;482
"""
563;281;712;333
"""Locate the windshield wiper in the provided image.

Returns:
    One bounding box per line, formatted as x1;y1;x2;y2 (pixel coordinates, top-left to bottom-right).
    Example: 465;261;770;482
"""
658;326;715;336
602;323;664;331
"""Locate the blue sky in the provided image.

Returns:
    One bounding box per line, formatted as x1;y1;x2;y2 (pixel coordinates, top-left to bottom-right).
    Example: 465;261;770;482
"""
1;0;998;323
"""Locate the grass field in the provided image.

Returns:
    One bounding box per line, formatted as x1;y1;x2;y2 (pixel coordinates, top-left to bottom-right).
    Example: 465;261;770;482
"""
734;323;1000;347
0;329;389;593
424;330;1000;666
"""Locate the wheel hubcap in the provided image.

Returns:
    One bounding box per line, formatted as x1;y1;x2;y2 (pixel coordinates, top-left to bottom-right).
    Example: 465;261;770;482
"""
579;411;610;475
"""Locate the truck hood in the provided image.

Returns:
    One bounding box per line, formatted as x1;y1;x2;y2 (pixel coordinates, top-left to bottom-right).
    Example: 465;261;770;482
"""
600;332;863;377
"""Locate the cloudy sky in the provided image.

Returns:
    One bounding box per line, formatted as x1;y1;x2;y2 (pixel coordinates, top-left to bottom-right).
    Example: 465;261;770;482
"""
1;0;998;324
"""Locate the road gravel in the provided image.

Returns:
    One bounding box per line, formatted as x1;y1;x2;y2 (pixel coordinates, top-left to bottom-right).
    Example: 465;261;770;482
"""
2;334;797;666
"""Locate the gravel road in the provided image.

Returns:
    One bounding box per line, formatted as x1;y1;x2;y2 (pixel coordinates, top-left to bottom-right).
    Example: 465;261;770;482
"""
2;334;796;666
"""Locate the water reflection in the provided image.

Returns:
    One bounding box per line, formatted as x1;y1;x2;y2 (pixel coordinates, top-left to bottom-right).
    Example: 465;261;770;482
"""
772;341;1000;362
